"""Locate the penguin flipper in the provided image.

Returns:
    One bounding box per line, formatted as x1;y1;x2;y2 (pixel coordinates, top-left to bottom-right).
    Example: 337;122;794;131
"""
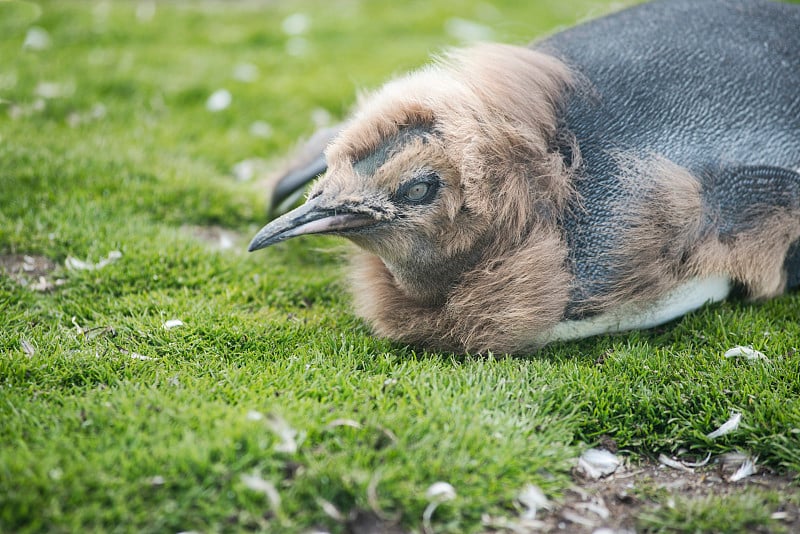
705;165;800;294
267;124;343;218
785;240;800;290
708;165;800;239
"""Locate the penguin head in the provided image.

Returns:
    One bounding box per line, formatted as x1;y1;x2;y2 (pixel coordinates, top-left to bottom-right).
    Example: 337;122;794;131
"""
249;94;488;304
249;44;575;304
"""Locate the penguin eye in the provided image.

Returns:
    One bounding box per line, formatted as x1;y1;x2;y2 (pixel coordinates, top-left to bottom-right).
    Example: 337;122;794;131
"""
398;173;440;204
405;183;430;201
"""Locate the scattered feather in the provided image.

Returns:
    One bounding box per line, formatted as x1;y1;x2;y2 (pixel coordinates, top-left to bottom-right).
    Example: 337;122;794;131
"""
231;158;268;182
444;18;494;42
28;276;48;292
90;326;116;339
233;62;259;82
706;412;742;439
325;418;362;430
560;509;598;528
136;1;156;22
65;250;122;271
576;448;621;479
718;451;751;468
366;472;383;514
517;484;549;520
249;121;273;138
182;224;239;251
375;424;399;445
281;13;310;35
206;89;231;112
72;316;84;335
719;452;759;482
149;475;165;486
67;103;106;128
658;454;694;473
241;473;273;492
425;481;456;502
728;455;758;482
366;471;400;522
423;482;456;534
92;1;111;23
724;346;767;361
266;413;299;453
481;514;546;532
34;81;75;99
218;234;234;250
310;107;332;128
23;26;50;50
163;319;184;330
246;410;264;421
20;339;35;357
90;103;107;119
285;36;309;57
65;257;93;270
680;452;712;468
48;278;65;290
575;500;610;519
117;346;152;361
241;474;281;510
22;255;36;271
316;498;345;522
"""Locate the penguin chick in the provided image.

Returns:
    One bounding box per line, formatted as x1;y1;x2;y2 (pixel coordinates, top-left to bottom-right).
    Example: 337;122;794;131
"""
250;0;800;354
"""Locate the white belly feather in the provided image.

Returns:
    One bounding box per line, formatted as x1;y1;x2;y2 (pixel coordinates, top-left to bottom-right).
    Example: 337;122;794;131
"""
546;276;731;342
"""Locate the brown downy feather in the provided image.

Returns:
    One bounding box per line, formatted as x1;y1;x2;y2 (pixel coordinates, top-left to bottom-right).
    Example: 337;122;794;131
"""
590;154;800;314
349;228;571;354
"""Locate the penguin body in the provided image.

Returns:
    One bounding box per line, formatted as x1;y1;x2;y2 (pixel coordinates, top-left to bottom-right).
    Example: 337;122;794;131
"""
540;0;800;318
250;0;800;353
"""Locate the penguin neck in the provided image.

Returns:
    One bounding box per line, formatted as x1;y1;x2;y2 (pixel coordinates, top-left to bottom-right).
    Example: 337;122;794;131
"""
380;236;492;307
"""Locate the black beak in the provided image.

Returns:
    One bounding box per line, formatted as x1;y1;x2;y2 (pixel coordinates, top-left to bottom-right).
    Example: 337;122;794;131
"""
248;196;379;252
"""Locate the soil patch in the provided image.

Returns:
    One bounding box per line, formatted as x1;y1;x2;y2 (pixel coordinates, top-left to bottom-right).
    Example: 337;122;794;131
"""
0;253;62;291
538;461;800;533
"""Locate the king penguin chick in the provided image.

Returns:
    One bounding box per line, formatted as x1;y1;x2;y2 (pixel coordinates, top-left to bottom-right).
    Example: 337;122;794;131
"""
249;0;800;354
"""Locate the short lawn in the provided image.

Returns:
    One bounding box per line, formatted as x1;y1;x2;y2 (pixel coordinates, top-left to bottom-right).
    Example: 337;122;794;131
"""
1;1;798;532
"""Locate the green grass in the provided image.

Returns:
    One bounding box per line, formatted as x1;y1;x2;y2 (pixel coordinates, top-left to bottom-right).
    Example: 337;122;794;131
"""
1;1;799;532
639;492;800;534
